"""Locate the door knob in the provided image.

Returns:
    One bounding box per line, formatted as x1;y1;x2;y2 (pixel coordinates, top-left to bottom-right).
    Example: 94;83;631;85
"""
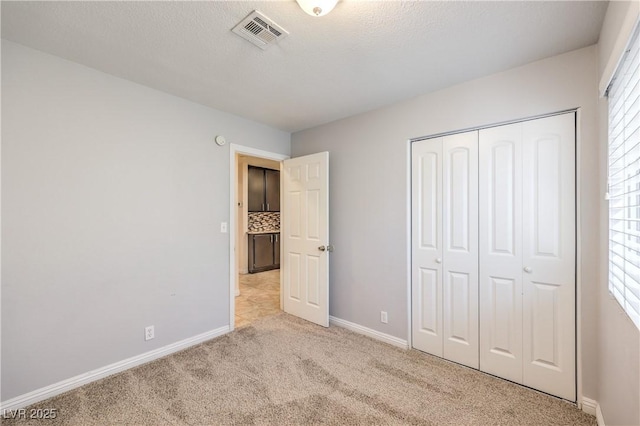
435;258;442;264
327;245;335;252
318;246;326;251
524;266;532;273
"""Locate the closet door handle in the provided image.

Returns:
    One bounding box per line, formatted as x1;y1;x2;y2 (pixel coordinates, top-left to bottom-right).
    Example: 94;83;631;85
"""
524;266;532;273
435;258;442;264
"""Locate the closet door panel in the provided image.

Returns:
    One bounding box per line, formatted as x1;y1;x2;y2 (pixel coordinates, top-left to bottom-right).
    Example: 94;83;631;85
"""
442;131;479;368
522;113;576;401
479;123;523;383
418;268;440;338
412;138;444;357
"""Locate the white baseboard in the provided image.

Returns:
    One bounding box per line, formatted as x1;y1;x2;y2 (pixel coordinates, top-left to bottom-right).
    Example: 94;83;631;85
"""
329;316;408;349
581;397;605;426
596;402;606;426
581;397;597;416
0;325;229;412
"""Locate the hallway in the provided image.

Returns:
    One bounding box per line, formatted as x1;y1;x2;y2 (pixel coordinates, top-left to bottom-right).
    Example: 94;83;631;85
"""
235;270;280;328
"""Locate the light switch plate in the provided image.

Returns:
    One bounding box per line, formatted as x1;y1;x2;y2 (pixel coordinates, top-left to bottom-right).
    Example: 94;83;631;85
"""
220;222;228;233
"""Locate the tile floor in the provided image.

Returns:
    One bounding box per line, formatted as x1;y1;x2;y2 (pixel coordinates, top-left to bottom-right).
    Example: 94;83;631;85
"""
235;269;281;328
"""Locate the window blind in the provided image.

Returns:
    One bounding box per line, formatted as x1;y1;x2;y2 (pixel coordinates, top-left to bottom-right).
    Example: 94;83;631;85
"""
608;22;640;329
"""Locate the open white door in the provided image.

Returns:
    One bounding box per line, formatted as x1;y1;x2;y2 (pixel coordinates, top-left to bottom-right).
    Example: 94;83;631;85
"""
282;152;330;327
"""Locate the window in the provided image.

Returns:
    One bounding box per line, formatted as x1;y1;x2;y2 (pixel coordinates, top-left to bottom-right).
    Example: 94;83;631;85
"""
608;22;640;329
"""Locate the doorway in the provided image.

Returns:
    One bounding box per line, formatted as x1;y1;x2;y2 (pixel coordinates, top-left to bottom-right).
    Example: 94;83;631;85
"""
229;145;288;330
229;146;331;330
235;154;281;327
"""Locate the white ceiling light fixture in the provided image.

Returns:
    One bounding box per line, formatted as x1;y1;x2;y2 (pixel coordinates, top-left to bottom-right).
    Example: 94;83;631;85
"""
295;0;338;17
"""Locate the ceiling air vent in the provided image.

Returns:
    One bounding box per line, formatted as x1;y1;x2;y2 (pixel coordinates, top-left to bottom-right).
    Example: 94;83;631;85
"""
232;11;289;50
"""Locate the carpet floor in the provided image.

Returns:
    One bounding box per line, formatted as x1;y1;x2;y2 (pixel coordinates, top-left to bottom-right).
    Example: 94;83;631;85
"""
4;313;595;425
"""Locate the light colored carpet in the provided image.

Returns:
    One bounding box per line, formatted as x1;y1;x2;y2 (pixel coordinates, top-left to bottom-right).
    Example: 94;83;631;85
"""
4;313;595;425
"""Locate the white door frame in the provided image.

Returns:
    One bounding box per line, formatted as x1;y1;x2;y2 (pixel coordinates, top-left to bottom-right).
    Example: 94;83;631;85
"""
229;144;289;331
406;108;585;405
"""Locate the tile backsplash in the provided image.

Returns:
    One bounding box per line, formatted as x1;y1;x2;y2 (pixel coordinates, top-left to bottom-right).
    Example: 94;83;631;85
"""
248;212;280;232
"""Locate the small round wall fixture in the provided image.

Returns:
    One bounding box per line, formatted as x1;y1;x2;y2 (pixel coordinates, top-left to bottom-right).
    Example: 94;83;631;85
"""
215;135;226;146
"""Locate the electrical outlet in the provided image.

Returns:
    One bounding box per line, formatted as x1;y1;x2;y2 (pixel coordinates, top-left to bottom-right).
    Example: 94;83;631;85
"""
220;222;228;233
145;325;155;341
380;311;388;324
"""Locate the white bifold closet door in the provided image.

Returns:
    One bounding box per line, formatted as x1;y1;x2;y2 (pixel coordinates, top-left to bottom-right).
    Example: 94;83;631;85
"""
411;112;575;402
479;113;575;401
411;131;479;369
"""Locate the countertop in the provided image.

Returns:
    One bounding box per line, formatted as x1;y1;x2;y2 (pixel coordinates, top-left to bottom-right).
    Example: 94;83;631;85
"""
247;230;280;235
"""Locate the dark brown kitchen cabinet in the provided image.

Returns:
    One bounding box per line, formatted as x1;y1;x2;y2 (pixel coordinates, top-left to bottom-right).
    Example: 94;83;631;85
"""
248;166;265;212
265;169;280;212
273;232;280;266
248;233;280;273
248;166;279;212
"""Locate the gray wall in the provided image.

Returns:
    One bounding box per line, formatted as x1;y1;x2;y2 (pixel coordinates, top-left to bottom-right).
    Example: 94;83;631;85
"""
292;46;601;402
1;40;290;401
597;2;640;425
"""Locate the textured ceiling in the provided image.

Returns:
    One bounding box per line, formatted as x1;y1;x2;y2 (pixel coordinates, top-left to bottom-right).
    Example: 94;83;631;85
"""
1;1;607;132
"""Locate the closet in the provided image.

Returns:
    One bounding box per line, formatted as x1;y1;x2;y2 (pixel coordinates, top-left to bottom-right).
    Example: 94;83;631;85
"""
411;112;575;401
